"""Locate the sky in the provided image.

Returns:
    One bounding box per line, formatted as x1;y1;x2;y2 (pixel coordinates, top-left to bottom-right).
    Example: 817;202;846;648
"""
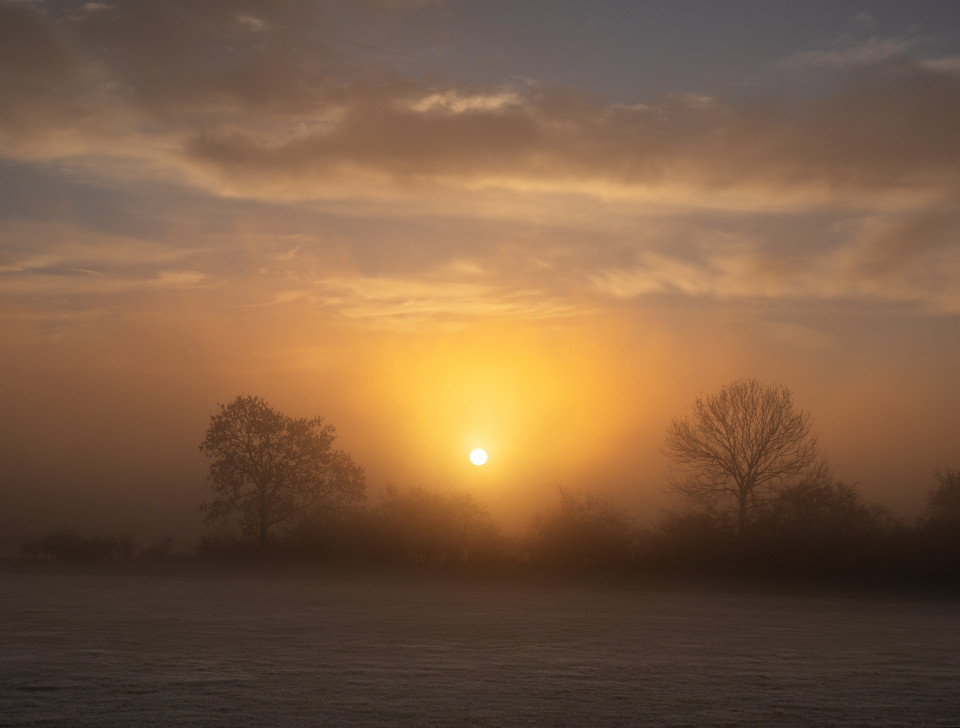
2;0;959;546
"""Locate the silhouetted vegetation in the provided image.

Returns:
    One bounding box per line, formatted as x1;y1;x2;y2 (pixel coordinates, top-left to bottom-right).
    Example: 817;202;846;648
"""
920;469;960;532
646;480;920;579
138;535;179;562
200;395;365;545
665;378;826;540
20;531;138;561
17;472;960;584
648;508;737;573
361;485;509;565
740;480;903;577
914;469;960;577
526;489;641;570
13;390;960;587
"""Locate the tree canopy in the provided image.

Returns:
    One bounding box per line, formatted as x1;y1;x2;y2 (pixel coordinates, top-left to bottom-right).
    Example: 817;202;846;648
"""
664;378;825;539
200;395;365;544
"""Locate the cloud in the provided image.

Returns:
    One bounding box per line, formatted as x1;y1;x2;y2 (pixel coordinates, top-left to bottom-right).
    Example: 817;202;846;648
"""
176;68;960;209
782;36;918;69
921;56;960;74
842;213;959;279
588;210;960;316
235;14;266;32
590;254;716;299
404;91;522;114
0;221;218;312
314;275;580;325
3;1;960;210
2;1;960;328
308;254;585;326
779;29;960;78
0;265;213;298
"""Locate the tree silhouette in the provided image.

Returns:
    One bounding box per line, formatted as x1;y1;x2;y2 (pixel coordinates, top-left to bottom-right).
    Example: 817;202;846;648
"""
748;480;897;575
528;488;639;568
369;485;504;565
200;395;365;545
664;378;825;540
917;469;960;575
921;469;960;530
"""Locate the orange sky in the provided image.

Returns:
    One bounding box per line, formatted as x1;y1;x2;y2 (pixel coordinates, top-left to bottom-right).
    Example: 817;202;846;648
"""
1;1;959;546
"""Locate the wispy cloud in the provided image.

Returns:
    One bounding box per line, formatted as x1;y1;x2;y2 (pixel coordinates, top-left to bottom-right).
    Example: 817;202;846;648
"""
589;212;960;315
235;14;266;32
921;56;960;74
781;36;919;69
0;266;213;297
404;91;522;114
314;275;580;325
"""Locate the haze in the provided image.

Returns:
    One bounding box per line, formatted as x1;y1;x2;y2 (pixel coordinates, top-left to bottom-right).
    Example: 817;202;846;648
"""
1;0;959;549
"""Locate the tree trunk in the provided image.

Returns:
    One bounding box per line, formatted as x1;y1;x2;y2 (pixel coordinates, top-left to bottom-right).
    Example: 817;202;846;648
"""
736;489;749;569
737;491;748;541
259;490;269;546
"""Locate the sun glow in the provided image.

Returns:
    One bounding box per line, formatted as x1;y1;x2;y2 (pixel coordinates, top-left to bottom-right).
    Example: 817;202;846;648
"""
469;448;488;466
349;321;653;507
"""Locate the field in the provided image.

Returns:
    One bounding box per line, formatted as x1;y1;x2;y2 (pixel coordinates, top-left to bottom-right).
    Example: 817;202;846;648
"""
2;566;959;727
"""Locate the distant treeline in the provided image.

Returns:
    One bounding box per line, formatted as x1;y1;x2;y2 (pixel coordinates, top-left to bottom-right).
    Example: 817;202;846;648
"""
18;471;960;581
19;532;176;563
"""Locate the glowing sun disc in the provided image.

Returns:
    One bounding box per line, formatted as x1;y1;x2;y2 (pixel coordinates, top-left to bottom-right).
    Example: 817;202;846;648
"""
469;448;488;466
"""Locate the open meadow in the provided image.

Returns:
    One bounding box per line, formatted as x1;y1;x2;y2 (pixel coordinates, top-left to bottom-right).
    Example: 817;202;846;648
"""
2;566;959;727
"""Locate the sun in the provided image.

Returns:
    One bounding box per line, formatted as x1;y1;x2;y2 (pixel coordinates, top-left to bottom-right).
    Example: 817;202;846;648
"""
469;448;488;466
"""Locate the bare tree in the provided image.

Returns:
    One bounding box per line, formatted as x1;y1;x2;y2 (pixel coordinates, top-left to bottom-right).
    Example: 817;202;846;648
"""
664;378;825;539
200;395;365;545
